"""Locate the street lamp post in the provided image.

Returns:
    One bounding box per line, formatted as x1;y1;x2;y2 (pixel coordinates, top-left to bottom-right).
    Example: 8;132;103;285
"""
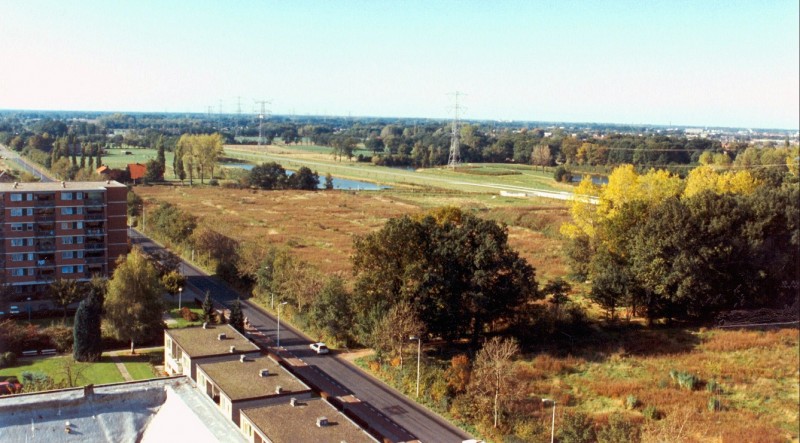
542;398;556;443
178;287;183;310
277;301;288;348
409;335;421;398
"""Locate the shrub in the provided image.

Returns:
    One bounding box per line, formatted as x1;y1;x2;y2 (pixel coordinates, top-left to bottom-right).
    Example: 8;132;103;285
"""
208;179;219;186
180;307;199;321
559;412;596;443
705;378;720;393
707;396;721;413
626;394;638;410
41;325;73;353
669;369;699;391
0;351;17;368
642;405;660;420
554;166;572;183
597;412;641;443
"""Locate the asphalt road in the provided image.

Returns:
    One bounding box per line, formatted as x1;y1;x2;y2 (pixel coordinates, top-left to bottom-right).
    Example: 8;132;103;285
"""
130;229;472;443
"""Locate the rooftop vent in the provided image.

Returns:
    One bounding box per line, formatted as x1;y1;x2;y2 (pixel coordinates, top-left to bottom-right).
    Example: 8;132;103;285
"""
13;182;18;188
316;417;329;427
106;180;110;184
260;369;269;377
229;345;236;353
61;181;65;188
290;397;297;407
240;354;247;363
218;333;227;340
202;322;208;329
275;386;282;394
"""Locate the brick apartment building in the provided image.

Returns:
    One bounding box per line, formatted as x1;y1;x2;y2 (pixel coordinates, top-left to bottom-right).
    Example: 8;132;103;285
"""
0;180;128;315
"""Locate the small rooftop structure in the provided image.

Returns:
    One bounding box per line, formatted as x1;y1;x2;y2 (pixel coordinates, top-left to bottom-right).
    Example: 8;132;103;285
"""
240;397;378;443
0;377;246;443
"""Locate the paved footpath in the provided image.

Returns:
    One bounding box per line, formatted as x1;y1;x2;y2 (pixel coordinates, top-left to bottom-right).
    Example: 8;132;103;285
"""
106;346;163;382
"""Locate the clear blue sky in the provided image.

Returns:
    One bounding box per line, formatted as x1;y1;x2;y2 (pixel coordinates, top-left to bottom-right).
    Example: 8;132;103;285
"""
1;1;797;129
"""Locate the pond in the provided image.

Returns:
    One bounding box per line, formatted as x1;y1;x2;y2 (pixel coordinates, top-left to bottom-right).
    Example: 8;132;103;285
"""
570;174;609;185
223;164;389;190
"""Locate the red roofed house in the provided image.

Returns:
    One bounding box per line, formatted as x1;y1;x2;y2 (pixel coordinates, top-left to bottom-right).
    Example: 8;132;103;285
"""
127;163;147;183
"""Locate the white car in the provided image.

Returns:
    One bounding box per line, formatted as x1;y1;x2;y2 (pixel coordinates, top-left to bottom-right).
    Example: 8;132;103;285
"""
309;342;329;354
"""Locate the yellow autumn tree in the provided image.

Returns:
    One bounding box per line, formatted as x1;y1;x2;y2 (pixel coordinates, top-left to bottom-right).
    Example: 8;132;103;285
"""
560;177;601;239
683;165;759;198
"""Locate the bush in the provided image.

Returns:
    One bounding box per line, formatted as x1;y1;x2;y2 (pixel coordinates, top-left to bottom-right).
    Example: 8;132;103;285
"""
559;412;596;443
706;378;720;393
626;394;638;410
669;369;699;390
554;166;572;183
708;396;722;412
597;413;640;443
208;179;219;186
642;405;660;420
180;307;199;321
42;325;73;353
0;351;17;368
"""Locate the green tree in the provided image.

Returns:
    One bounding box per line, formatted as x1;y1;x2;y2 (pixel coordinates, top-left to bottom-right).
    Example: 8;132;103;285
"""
542;278;571;320
155;135;166;172
202;291;215;323
143;159;164;183
229;298;244;333
308;276;353;344
104;248;165;354
288;166;319;190
324;173;334;190
49;279;82;322
161;270;186;297
247;162;288;190
352;207;538;345
73;278;105;362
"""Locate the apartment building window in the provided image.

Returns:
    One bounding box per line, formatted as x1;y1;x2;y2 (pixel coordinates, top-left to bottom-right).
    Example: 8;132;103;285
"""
62;222;69;230
25;223;34;231
11;254;24;261
10;208;23;216
76;236;84;244
77;265;84;273
62;237;73;245
26;193;33;201
62;266;74;274
76;207;83;215
11;269;25;277
62;192;73;200
10;193;23;201
62;251;73;259
11;223;23;231
61;207;74;215
11;239;24;247
76;192;84;200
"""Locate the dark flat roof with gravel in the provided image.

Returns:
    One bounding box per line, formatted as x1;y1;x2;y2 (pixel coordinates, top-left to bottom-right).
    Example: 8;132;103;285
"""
166;324;260;358
198;354;309;401
242;397;378;443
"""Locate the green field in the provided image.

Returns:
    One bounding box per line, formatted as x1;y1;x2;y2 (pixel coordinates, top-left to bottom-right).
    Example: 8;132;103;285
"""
0;350;163;386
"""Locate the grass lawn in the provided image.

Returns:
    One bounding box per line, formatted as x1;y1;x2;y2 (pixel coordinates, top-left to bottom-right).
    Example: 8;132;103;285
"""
166;303;204;328
0;349;166;386
0;354;124;385
117;349;163;380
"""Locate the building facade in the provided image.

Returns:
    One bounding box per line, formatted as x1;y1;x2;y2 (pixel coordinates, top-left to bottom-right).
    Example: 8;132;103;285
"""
0;180;128;315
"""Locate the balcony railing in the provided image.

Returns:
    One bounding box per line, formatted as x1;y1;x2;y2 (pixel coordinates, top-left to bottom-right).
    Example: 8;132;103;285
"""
85;244;105;250
85;257;105;264
86;213;105;220
86;229;104;235
35;243;56;252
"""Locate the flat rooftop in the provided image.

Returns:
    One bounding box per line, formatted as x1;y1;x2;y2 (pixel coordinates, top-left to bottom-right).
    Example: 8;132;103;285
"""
0;377;246;443
167;324;260;358
198;354;309;401
0;180;127;192
242;397;378;443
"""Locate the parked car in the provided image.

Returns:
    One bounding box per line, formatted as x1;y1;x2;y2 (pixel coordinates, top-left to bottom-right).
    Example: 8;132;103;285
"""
0;378;22;395
309;342;329;354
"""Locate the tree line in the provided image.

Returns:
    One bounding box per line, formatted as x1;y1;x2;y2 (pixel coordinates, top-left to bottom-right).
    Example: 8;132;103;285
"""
562;164;799;322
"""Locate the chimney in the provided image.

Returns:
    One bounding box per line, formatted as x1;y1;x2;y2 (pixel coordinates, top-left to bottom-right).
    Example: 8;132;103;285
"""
316;417;329;427
61;181;65;188
229;345;236;353
13;182;18;188
218;333;227;340
290;397;297;407
202;322;208;329
275;386;282;394
84;384;94;397
259;369;269;377
240;354;246;363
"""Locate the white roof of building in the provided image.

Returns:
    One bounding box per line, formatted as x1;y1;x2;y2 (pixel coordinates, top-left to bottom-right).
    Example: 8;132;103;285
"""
0;377;246;443
0;180;126;192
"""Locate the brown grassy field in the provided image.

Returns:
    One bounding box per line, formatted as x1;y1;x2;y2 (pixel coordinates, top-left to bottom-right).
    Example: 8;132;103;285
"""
133;185;571;280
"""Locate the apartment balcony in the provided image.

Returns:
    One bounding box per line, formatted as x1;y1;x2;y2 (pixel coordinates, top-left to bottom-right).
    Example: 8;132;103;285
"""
84;199;104;206
85;229;105;235
85;213;105;220
35;242;56;252
35;199;55;207
85;243;105;250
85;257;105;264
35;229;55;237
